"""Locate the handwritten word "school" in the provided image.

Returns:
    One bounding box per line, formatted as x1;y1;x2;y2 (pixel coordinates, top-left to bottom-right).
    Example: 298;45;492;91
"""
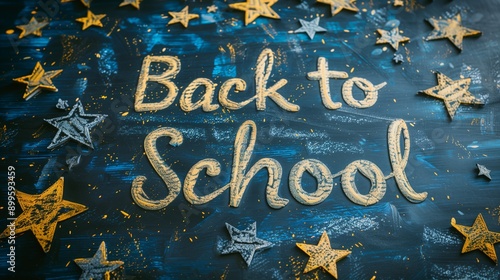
131;119;427;210
134;49;386;112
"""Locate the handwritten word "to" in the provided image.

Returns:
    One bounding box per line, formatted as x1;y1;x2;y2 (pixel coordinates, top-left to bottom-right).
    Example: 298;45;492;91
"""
131;119;427;210
133;49;386;113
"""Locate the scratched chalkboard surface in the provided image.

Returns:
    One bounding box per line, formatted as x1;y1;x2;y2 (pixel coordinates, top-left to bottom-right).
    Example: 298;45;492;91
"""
1;0;500;279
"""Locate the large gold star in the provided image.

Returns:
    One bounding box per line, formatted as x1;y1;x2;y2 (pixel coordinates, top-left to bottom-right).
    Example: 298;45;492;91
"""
17;17;49;39
425;13;481;51
119;0;141;10
376;27;409;50
0;177;87;253
76;10;106;30
167;6;199;28
316;0;359;16
229;0;280;26
13;61;63;100
296;231;351;278
419;72;483;120
451;213;500;263
74;241;124;279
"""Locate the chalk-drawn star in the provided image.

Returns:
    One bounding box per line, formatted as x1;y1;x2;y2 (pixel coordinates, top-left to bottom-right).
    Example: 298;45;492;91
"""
296;231;351;278
477;164;492;180
74;241;124;280
119;0;141;9
419;72;483;120
393;53;404;64
67;155;81;170
316;0;359;16
376;27;409;50
425;13;481;51
76;10;106;30
393;0;403;6
207;5;218;13
13;62;63;101
0;177;87;253
451;213;500;263
294;17;327;39
16;17;49;39
229;0;280;26
218;222;273;266
44;101;107;149
167;6;199;28
56;98;69;110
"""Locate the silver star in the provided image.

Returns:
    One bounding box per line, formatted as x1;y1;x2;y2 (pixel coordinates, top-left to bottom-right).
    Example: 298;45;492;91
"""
393;53;404;64
477;164;492;180
67;155;81;170
56;98;69;110
218;222;273;266
74;241;124;280
294;17;327;40
44;101;107;149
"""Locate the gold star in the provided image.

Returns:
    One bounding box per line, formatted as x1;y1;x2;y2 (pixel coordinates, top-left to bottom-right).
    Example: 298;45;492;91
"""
76;10;106;30
207;5;218;13
420;72;483;120
119;0;141;10
229;0;280;26
425;13;481;51
393;0;403;6
80;0;91;7
296;231;351;278
74;241;124;279
376;27;409;50
451;213;500;263
16;17;49;39
316;0;359;16
13;62;63;100
167;6;199;28
0;177;87;253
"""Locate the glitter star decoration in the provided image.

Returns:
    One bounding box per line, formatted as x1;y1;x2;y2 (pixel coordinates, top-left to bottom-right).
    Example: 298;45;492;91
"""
76;10;106;30
16;17;49;39
74;241;124;279
207;5;218;13
0;177;87;253
451;213;500;263
294;17;327;40
425;13;481;51
13;62;63;101
296;231;351;278
316;0;359;16
229;0;280;26
44;101;108;149
477;164;492;180
419;72;483;120
218;222;273;266
376;27;409;51
119;0;141;10
167;6;199;28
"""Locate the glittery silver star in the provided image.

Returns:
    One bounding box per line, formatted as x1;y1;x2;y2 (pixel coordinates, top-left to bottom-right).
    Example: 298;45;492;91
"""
294;17;327;40
393;53;404;64
477;164;492;180
74;241;124;280
44;101;107;149
218;222;273;266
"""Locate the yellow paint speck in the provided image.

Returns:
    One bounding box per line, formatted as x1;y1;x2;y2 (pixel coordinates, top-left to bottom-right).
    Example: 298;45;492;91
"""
6;29;14;35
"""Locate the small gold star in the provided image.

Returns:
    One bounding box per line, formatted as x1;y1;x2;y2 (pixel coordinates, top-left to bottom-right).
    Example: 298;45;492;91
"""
119;0;141;10
419;72;483;120
296;231;351;278
167;6;199;28
76;10;106;30
451;213;500;263
229;0;280;26
13;62;63;100
393;0;403;6
0;177;87;253
207;5;218;13
425;13;481;51
376;27;409;50
16;17;49;39
74;241;124;279
316;0;359;16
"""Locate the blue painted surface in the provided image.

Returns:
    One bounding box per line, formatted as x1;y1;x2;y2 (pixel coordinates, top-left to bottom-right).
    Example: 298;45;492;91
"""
0;0;499;279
